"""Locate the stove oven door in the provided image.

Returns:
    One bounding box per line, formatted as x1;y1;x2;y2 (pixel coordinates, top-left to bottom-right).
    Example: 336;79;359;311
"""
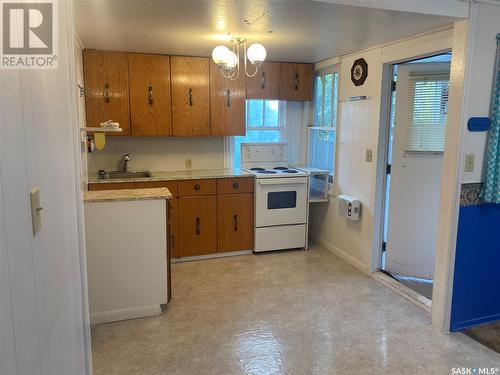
255;177;308;227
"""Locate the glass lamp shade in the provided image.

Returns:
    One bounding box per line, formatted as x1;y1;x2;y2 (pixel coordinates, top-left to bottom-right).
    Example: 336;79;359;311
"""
247;43;266;65
212;45;231;66
226;51;238;69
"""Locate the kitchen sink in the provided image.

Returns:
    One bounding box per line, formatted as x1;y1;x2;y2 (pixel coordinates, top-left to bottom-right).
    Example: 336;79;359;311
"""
97;170;153;180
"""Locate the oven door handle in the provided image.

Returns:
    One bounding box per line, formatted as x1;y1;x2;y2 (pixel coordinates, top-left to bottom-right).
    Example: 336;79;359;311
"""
257;178;307;186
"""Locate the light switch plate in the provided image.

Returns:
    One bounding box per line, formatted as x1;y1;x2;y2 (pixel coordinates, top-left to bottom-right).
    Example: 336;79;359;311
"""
185;158;192;169
30;188;42;236
365;149;373;162
465;154;474;172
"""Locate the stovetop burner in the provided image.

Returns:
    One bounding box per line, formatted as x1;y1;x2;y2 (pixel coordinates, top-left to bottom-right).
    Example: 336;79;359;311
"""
273;167;289;170
258;170;278;174
250;167;266;171
282;170;298;173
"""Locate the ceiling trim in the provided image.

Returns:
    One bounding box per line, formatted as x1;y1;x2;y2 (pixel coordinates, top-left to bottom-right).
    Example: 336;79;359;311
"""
313;0;470;18
314;25;454;68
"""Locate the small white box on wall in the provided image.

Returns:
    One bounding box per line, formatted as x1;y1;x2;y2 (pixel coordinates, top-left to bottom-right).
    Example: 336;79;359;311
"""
338;195;361;221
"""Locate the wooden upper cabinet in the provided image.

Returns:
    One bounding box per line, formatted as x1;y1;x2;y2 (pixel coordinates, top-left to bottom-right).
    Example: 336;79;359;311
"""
83;50;131;135
209;60;246;136
171;56;210;136
279;63;313;101
246;62;281;100
128;54;172;136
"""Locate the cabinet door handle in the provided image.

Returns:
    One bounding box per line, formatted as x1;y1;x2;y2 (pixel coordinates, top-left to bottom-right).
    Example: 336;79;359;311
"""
294;73;299;90
170;235;175;248
233;214;238;231
104;83;110;103
261;71;266;89
188;88;193;106
226;89;231;107
233;182;239;189
194;184;201;191
195;217;201;235
148;86;154;105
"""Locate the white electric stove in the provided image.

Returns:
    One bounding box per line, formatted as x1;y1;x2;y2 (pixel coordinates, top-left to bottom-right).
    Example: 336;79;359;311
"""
241;142;309;252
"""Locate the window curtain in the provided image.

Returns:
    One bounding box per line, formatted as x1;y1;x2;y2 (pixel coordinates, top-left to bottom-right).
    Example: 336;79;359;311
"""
482;34;500;203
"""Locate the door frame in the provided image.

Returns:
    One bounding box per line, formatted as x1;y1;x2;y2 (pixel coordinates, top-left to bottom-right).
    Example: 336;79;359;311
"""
382;61;451;280
372;21;469;333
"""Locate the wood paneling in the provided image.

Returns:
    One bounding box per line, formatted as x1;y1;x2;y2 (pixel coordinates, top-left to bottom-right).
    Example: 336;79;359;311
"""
209;60;246;136
178;196;217;256
216;177;254;195
178;179;216;197
87;182;134;191
246;62;281;99
83;50;131;135
128;54;172;136
279;63;313;101
171;56;210;136
217;193;254;252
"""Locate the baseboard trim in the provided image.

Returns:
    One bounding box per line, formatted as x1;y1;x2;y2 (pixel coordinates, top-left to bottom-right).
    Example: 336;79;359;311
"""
309;235;369;274
373;272;432;313
451;313;500;331
172;250;253;263
90;305;162;325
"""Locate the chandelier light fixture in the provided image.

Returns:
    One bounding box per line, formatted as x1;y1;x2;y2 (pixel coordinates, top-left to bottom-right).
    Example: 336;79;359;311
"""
212;38;266;80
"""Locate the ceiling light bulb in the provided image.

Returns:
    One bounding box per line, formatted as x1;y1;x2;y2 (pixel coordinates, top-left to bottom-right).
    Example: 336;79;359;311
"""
247;43;266;65
212;45;231;66
225;51;238;69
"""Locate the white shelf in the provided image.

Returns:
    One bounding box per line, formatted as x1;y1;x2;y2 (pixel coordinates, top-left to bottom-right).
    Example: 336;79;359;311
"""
80;127;122;133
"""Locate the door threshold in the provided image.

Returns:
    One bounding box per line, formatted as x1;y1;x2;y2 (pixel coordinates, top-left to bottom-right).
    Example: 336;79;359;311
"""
372;271;432;313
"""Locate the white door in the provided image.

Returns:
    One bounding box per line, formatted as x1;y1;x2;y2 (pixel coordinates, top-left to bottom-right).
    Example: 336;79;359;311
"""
385;62;450;280
0;1;90;373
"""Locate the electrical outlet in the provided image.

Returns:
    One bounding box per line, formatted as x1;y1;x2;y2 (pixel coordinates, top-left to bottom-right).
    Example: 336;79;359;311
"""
465;154;474;172
185;158;192;169
365;149;373;162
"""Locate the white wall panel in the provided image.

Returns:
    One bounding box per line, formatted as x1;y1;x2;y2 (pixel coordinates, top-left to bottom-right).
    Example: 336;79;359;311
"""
460;3;500;183
0;0;89;373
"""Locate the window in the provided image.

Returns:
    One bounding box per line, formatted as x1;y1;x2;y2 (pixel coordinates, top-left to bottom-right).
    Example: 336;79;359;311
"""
308;68;339;182
405;76;449;152
232;99;285;168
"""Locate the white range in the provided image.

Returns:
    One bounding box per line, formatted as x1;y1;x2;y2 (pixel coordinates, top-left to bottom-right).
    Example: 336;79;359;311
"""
241;142;309;252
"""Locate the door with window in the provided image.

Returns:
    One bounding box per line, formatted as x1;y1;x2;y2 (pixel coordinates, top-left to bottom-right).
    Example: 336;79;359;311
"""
385;62;450;280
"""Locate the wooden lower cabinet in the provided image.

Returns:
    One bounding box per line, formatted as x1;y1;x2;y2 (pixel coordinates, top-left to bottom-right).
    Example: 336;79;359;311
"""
178;196;218;257
87;177;254;258
217;193;254;252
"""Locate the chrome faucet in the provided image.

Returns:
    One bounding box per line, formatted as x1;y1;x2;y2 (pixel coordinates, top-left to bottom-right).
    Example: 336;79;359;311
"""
122;154;130;172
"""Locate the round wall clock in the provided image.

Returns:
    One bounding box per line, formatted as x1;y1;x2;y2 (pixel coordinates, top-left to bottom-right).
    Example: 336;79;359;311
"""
351;58;368;87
